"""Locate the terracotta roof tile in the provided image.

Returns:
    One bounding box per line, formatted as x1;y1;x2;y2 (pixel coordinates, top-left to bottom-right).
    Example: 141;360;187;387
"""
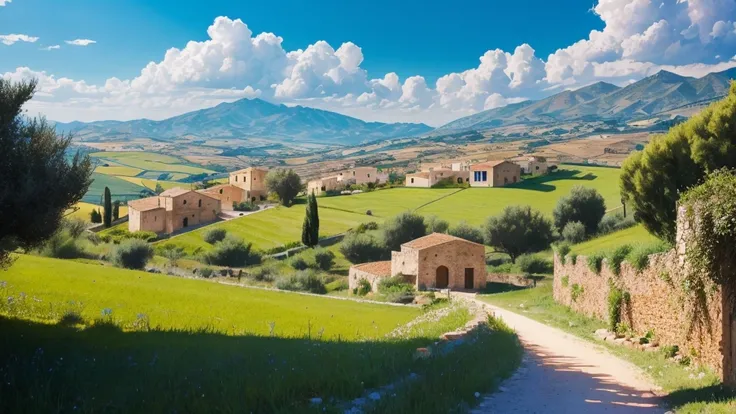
470;160;511;170
128;197;163;212
402;232;483;249
159;187;191;197
352;261;392;277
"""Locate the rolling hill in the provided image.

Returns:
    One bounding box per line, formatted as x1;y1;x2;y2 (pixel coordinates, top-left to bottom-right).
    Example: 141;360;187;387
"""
439;67;736;132
55;98;433;145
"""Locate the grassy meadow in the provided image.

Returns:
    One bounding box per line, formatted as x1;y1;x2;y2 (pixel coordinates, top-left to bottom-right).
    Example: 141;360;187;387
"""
570;224;657;255
319;188;462;218
91;151;215;175
0;255;522;412
82;172;148;204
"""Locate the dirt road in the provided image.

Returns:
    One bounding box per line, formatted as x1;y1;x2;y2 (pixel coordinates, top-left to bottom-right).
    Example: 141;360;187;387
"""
472;300;668;414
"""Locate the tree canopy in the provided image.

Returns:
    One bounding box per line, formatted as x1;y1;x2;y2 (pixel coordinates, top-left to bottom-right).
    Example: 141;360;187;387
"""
552;186;606;235
0;79;93;269
621;82;736;243
265;169;302;207
301;191;319;247
483;205;554;263
382;212;426;252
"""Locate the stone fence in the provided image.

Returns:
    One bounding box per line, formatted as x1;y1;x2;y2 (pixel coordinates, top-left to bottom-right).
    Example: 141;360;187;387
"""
553;245;733;384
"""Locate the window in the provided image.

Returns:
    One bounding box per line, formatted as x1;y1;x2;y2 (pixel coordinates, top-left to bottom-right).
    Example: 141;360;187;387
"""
474;171;487;182
235;176;238;182
535;166;539;170
410;178;415;183
154;216;157;222
482;171;487;181
183;199;187;205
367;173;370;178
219;189;223;194
353;171;355;176
198;199;202;207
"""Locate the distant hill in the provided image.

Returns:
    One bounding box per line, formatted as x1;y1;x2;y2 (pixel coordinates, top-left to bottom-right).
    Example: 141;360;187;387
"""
439;67;736;132
54;98;433;145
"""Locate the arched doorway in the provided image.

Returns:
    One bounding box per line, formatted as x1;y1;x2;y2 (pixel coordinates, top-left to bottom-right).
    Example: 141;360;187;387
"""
182;217;189;228
436;266;449;288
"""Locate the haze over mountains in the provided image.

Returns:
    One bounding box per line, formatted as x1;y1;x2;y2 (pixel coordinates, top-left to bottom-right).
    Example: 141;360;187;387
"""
55;98;433;145
56;68;736;145
439;68;736;132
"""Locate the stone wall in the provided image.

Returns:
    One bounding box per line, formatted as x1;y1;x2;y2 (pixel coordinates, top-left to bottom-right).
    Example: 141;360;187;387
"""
553;225;731;381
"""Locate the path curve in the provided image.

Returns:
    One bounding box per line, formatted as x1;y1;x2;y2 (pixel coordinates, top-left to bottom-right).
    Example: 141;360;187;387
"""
467;297;668;414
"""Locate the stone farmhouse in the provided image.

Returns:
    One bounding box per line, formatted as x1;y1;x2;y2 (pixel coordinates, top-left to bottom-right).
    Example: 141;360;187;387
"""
405;164;470;188
516;156;548;176
348;233;486;292
201;167;269;207
307;166;388;196
470;160;521;187
128;188;221;234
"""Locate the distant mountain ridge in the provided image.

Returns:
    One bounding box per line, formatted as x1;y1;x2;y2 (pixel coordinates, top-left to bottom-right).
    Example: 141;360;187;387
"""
55;98;433;145
439;67;736;132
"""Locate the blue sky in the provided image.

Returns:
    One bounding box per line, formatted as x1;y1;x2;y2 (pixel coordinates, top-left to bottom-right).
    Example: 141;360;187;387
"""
0;0;604;84
1;0;735;125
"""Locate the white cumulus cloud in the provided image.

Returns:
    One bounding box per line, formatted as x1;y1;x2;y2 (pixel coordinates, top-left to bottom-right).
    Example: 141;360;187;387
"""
1;34;39;46
65;39;96;46
0;0;12;6
41;45;60;51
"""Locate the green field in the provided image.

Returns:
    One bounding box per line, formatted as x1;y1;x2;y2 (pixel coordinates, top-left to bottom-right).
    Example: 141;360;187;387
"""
166;204;376;253
418;166;622;225
83;172;147;204
319;188;461;217
571;225;657;255
0;255;522;412
1;255;416;336
91;151;215;175
116;176;185;191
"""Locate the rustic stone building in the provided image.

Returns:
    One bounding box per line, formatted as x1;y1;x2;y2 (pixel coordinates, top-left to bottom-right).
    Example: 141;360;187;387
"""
348;233;486;292
128;188;221;234
229;167;269;201
405;167;470;188
469;160;521;187
307;166;389;196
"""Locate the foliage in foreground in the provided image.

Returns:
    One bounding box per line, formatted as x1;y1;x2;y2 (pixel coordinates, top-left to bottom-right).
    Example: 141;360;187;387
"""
0;78;93;269
620;83;736;244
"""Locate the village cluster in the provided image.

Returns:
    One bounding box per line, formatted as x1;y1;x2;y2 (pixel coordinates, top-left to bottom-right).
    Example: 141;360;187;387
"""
126;157;548;236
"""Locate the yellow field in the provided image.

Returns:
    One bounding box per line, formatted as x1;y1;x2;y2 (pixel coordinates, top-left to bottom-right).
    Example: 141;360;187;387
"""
66;202;128;222
94;165;144;176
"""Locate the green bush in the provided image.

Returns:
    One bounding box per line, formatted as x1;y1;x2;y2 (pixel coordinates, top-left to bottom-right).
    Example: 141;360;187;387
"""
569;253;578;265
63;218;88;239
355;221;379;233
275;270;326;294
200;236;259;267
663;345;679;359
561;221;586;243
517;254;553;274
553;242;572;264
607;244;633;276
99;228;156;244
326;279;349;292
203;228;228;244
199;267;214;278
263;241;302;255
570;283;584;302
425;215;449;234
290;255;309;270
598;213;636;235
561;275;569;287
250;262;279;282
587;253;605;274
627;241;670;272
157;244;186;266
38;229;87;259
111;239;154;270
607;281;626;331
354;278;372;296
449;221;485;244
311;248;335;271
377;275;416;303
553;186;606;235
340;232;387;263
232;201;258;212
382;211;426;251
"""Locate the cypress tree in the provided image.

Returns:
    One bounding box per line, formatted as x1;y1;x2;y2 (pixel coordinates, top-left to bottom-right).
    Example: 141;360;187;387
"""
112;200;120;220
301;192;320;247
103;187;112;228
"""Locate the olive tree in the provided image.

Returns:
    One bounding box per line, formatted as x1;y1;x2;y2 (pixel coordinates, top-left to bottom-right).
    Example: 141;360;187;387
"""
265;169;302;206
382;211;426;251
552;186;606;235
0;79;93;269
483;205;554;263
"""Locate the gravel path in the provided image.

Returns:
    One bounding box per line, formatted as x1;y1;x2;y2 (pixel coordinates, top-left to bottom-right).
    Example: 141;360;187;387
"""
469;298;668;414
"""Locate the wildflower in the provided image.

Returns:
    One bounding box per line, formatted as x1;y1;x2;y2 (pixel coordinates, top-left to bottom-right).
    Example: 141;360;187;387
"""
101;308;113;317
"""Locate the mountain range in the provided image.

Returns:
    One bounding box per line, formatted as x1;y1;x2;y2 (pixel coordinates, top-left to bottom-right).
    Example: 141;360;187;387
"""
55;98;433;145
439;67;736;132
56;67;736;145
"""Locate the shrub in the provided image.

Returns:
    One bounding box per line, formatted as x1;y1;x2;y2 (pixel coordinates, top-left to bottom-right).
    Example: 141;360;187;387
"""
63;218;88;239
265;169;302;206
598;213;636;235
38;229;87;259
250;262;278;282
553;186;606;235
340;232;387;263
326;279;349;292
290;255;309;270
90;208;102;223
449;221;484;244
561;221;586;243
627;241;671;272
663;345;679;359
569;253;578;265
157;244;186;266
382;212;426;251
276;270;326;294
263;241;302;255
517;254;553;274
200;236;258;267
204;228;227;244
311;248;335;271
570;283;584;302
587;253;605;274
377;275;415;303
355;221;379;233
425;215;449;234
111;239;154;269
354;279;372;296
607;244;633;276
561;275;569;287
199;267;214;278
99;228;156;244
607;281;626;331
553;242;571;264
232;201;258;212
